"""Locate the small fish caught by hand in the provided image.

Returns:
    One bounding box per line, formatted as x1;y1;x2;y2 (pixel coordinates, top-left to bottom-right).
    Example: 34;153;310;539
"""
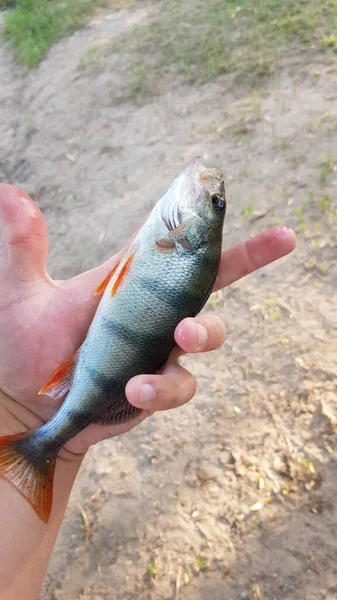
0;157;226;522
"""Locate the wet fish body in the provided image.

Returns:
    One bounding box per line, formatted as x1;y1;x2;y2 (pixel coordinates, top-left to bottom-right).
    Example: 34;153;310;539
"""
0;157;226;521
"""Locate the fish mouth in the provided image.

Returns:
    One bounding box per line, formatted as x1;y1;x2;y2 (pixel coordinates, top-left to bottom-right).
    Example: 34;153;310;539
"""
184;155;203;176
181;157;225;212
186;156;223;185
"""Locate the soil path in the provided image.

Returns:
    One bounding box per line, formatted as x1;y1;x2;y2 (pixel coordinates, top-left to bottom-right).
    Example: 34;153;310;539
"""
0;4;336;599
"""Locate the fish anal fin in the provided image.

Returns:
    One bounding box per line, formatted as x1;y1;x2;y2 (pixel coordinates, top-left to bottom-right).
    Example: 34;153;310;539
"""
0;432;55;523
94;262;119;296
111;253;135;297
38;354;77;400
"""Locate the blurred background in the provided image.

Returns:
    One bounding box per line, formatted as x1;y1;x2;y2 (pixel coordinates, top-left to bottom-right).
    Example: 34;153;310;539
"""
0;1;337;598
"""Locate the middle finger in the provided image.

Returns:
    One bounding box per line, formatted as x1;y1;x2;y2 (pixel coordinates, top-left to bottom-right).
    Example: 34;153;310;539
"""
174;314;227;354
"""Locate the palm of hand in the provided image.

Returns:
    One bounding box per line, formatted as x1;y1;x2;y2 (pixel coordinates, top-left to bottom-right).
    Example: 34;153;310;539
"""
0;276;107;416
0;184;296;457
0;186;139;454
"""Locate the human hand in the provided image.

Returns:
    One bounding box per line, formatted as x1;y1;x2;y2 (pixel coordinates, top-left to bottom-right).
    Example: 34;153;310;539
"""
0;184;296;458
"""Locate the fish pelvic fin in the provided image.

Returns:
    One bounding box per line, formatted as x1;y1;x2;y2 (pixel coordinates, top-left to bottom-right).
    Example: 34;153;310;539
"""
39;353;77;400
0;432;56;523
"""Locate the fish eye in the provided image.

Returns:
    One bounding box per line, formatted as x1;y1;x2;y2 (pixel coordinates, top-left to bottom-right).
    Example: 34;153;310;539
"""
211;193;226;210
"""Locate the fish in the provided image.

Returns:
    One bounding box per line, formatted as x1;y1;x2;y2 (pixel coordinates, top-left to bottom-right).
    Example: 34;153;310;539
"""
0;156;226;523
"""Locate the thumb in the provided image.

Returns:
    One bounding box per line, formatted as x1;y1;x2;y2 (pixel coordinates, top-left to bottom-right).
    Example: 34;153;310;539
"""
0;184;49;282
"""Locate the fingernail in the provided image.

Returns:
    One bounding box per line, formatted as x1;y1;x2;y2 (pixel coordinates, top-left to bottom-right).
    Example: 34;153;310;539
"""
139;383;156;404
197;324;208;346
277;225;290;239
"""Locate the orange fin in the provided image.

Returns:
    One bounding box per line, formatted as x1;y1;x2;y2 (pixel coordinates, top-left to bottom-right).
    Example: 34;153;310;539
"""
156;221;194;252
111;253;135;297
94;262;119;296
0;432;55;523
156;238;175;250
38;354;76;400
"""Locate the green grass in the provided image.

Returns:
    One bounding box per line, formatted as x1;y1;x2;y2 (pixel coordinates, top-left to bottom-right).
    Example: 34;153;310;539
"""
323;33;337;50
147;562;158;576
195;555;208;570
2;0;132;67
319;151;335;185
2;0;337;81
319;195;331;212
240;204;255;218
108;0;337;99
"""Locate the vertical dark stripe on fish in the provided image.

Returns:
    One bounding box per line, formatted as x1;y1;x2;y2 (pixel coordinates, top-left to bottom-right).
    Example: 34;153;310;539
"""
138;277;203;311
85;366;124;395
102;318;173;353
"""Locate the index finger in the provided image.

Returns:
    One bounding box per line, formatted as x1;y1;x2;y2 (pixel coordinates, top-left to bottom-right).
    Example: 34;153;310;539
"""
214;225;296;291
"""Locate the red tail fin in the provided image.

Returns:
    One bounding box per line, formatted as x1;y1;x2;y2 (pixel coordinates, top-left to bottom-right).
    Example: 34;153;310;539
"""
0;432;55;523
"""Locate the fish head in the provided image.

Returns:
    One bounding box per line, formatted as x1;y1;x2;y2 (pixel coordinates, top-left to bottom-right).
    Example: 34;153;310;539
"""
191;156;226;229
160;157;226;234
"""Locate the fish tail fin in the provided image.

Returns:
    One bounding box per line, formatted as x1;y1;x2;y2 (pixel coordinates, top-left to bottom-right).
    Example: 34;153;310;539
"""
0;431;56;523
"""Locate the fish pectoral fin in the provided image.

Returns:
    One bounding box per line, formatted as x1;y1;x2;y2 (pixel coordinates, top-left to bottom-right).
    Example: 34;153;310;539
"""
94;262;120;296
156;237;176;250
156;219;201;252
0;432;56;523
38;354;77;400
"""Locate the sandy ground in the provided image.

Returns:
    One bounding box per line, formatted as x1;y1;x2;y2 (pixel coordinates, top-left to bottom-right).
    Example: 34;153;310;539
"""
0;3;337;599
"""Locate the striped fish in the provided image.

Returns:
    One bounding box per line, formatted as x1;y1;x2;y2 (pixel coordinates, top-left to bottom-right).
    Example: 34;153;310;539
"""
0;157;226;522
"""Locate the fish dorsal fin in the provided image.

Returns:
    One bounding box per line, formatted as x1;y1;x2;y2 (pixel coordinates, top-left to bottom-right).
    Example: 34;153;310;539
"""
38;354;77;400
94;262;120;296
